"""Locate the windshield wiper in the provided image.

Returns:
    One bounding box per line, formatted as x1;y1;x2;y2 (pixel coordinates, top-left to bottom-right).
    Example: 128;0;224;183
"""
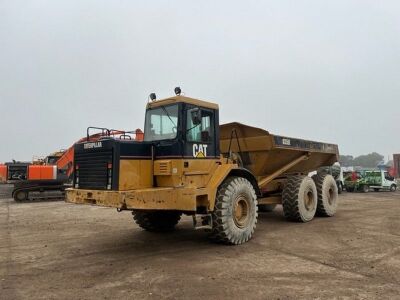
186;124;200;133
161;106;177;128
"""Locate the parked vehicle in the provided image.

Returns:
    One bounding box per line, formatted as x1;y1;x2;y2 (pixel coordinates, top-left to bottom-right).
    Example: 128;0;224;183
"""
344;170;397;192
66;89;340;245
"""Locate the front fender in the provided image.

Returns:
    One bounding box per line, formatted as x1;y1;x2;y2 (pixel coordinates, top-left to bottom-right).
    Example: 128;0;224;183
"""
206;165;259;211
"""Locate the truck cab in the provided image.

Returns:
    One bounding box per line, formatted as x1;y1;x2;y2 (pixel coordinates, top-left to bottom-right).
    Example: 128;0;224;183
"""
70;95;222;211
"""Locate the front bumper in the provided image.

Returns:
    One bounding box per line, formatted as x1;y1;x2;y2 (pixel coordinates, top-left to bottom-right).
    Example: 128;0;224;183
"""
66;187;197;211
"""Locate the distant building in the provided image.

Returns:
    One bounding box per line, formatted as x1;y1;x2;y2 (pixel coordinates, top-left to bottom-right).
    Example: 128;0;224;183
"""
394;154;400;178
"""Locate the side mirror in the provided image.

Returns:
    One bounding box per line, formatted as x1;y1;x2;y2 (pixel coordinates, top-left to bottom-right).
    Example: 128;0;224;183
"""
191;108;202;125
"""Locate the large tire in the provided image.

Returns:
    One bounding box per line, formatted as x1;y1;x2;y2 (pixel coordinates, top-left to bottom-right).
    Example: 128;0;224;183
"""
258;204;277;212
390;184;397;192
132;211;181;232
313;174;338;217
317;165;340;179
282;175;317;222
210;176;258;245
14;190;28;202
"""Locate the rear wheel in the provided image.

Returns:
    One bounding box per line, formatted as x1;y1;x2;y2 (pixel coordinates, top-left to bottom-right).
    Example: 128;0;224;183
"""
313;174;338;217
14;190;28;202
258;204;277;212
210;176;258;245
132;211;181;232
282;175;317;222
361;185;369;193
390;184;397;192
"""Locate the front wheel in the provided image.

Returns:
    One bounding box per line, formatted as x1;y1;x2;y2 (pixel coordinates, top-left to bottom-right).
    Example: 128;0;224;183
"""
390;184;397;192
132;211;182;232
210;176;258;245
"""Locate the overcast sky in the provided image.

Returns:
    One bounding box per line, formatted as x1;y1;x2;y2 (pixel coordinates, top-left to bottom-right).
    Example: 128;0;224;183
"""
1;0;399;162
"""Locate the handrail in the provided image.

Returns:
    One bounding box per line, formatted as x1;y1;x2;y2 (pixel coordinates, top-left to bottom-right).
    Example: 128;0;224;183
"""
86;127;111;141
226;128;243;164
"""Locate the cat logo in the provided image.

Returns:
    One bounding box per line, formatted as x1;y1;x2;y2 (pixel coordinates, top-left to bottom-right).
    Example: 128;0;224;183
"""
193;144;208;158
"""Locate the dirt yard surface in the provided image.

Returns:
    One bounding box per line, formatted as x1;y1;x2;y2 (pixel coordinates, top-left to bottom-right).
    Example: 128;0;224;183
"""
1;184;399;299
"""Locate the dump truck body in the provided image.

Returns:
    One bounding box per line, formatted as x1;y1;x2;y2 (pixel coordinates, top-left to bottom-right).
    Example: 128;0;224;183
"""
67;92;340;244
219;122;338;191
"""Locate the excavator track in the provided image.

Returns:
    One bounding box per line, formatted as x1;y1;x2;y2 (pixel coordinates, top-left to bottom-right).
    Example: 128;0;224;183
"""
12;180;68;202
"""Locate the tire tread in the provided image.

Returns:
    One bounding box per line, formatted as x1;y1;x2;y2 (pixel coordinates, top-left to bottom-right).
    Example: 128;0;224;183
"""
210;177;258;245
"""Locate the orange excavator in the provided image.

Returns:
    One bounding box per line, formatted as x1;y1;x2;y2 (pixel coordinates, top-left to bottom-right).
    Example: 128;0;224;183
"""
12;127;143;201
0;164;7;183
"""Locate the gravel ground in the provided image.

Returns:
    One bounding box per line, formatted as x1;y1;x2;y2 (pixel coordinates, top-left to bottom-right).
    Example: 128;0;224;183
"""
1;184;399;299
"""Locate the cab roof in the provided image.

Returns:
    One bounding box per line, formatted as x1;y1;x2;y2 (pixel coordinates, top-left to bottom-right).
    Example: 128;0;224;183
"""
146;95;219;110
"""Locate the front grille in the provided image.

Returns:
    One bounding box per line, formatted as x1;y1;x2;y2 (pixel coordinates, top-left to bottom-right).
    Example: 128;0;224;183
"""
75;150;113;189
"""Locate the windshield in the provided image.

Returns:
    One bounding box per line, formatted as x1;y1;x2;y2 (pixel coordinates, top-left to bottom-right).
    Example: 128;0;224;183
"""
144;104;179;141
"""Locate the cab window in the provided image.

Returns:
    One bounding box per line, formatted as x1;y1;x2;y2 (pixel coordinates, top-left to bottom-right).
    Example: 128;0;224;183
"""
384;172;394;181
186;108;214;143
144;104;179;141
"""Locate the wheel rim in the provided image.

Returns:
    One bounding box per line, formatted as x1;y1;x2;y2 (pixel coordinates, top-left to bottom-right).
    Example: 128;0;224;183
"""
233;194;250;228
304;189;315;211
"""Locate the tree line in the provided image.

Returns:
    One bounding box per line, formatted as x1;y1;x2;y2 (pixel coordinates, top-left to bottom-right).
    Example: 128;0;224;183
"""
339;152;386;168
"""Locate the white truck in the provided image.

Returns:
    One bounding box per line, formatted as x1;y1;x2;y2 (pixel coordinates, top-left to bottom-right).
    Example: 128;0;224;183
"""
344;169;397;192
365;170;397;192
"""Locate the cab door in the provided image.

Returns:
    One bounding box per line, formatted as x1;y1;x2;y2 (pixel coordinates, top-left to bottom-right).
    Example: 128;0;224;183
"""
383;171;394;188
183;105;219;188
184;105;218;159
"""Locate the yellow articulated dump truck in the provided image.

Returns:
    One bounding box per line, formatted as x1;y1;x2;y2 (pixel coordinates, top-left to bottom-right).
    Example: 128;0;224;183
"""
66;88;339;245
